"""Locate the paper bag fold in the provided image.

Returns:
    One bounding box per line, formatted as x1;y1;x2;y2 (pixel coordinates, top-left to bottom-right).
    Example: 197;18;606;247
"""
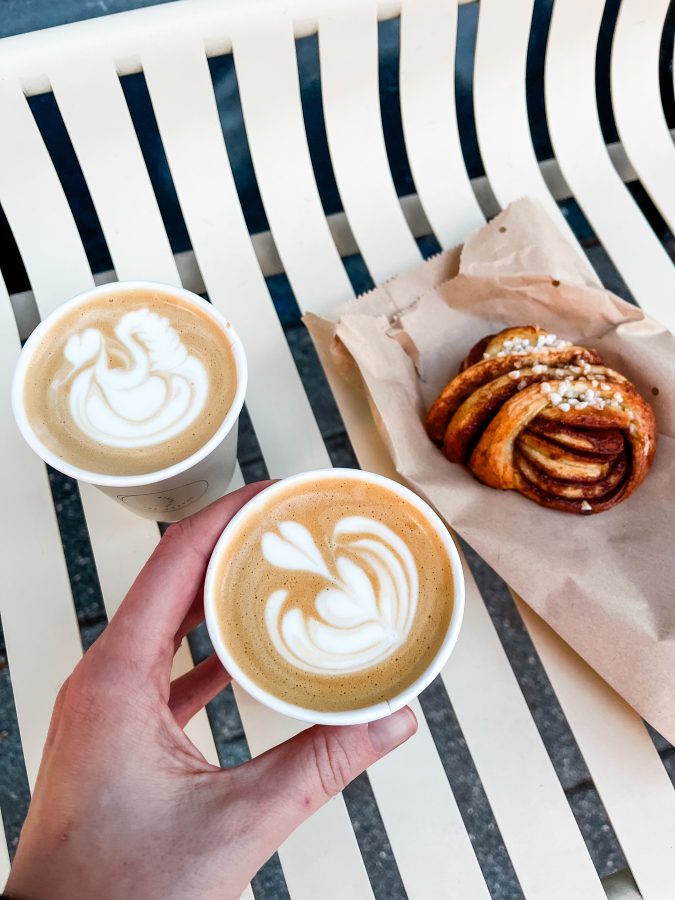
305;198;675;741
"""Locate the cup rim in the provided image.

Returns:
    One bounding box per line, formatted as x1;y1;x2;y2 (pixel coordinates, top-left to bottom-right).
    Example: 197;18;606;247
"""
11;280;248;488
204;467;465;726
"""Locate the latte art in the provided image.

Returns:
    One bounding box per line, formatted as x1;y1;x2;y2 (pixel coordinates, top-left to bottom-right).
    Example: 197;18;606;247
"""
62;308;208;448
211;475;455;713
21;287;238;476
263;518;418;674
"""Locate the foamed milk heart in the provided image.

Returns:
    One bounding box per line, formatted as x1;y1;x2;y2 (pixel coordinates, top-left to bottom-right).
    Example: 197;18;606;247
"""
262;517;418;674
211;475;455;712
22;289;236;476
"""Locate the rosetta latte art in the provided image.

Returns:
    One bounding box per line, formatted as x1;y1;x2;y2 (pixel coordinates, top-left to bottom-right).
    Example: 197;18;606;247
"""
59;308;209;448
262;517;419;675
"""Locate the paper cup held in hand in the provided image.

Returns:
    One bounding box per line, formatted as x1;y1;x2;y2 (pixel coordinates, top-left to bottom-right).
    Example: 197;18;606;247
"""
205;468;464;725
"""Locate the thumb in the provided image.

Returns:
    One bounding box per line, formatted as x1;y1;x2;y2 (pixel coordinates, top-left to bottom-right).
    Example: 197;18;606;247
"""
236;707;416;855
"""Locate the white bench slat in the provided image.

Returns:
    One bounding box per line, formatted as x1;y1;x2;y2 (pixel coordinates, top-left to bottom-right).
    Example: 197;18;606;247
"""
318;1;422;284
234;685;489;900
43;55;174;615
472;0;598;280
5;112;659;304
515;597;675;900
0;274;83;795
232;18;353;314
0;79;93;307
443;563;606;899
1;71;246;885
0;83;89;796
140;39;375;900
48;58;181;287
231;19;489;897
545;0;675;325
0;0;407;98
142;39;328;480
7;59;217;760
0;80;196;873
398;0;485;249
49;55;231;764
231;685;374;900
611;0;675;236
367;698;491;899
3;59;218;778
76;486;158;617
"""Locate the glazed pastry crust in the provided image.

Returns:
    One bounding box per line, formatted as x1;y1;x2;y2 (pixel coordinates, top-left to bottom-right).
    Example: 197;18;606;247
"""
426;326;656;514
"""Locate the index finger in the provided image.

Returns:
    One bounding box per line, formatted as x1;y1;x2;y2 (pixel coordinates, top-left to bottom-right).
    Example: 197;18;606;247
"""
109;481;273;655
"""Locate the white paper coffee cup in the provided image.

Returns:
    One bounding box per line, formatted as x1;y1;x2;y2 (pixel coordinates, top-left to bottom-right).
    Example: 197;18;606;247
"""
12;281;247;522
204;468;465;726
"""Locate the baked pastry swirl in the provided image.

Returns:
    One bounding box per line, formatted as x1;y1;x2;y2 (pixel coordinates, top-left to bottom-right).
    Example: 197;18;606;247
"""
426;326;656;514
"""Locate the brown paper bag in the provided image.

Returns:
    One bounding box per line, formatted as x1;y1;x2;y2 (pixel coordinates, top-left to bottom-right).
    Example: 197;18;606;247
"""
305;198;675;741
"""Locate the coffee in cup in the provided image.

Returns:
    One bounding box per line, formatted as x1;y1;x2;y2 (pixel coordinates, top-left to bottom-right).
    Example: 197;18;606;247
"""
13;282;247;521
20;286;236;476
205;469;464;723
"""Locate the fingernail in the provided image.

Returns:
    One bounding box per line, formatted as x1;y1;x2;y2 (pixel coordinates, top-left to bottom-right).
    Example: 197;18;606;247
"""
368;707;417;754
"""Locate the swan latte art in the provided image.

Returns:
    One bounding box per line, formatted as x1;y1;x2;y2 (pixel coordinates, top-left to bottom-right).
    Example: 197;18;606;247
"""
212;476;454;711
22;288;237;476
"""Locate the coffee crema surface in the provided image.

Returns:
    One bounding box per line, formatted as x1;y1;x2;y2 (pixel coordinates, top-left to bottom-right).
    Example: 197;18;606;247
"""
24;289;237;476
213;477;454;711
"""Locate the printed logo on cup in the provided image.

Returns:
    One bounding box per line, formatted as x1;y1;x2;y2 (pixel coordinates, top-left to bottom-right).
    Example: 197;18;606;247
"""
117;480;209;514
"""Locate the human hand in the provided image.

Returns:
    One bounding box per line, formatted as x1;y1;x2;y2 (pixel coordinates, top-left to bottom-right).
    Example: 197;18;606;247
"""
5;483;417;900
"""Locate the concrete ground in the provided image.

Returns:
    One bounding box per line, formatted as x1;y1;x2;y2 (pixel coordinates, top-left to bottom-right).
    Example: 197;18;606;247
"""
0;2;673;898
